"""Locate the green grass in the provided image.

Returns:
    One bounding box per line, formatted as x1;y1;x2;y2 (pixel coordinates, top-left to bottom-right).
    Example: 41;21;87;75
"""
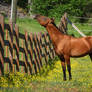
16;18;46;34
67;23;92;37
5;17;92;37
5;17;46;34
16;18;92;37
0;56;92;92
2;17;92;92
29;56;92;92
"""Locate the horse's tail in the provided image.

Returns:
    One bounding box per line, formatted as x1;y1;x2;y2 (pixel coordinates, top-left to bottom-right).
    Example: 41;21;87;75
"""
89;53;92;62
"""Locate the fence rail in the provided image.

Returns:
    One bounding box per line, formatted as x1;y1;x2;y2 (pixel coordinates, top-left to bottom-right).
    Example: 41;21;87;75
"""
0;15;56;75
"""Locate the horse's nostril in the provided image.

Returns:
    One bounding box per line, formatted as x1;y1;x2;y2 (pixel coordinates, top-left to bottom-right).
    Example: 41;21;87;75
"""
33;14;40;19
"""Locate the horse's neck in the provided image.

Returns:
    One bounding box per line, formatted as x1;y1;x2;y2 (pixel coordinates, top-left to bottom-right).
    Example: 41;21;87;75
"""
46;23;64;45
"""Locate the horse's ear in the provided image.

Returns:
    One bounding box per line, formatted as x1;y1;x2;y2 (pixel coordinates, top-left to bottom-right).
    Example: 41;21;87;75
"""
51;18;55;22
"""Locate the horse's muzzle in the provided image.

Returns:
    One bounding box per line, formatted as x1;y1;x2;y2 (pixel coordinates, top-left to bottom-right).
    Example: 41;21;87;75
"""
33;14;40;19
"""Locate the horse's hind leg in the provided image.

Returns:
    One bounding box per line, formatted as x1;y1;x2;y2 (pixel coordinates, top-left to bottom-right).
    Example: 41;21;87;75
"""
89;53;92;61
61;61;66;81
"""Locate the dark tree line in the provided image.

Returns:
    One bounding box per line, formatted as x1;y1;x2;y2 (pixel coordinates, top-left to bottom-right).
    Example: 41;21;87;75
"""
32;0;92;19
3;0;92;19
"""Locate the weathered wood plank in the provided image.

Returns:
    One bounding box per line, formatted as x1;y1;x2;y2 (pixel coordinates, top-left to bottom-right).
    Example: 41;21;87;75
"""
0;15;4;75
15;24;19;71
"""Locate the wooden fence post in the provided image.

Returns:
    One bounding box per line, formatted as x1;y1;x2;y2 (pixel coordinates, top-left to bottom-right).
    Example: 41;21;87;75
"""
58;13;67;34
15;24;19;71
5;29;8;72
9;21;14;72
63;13;67;31
0;15;4;75
29;33;38;73
37;33;43;67
47;33;56;59
21;39;24;73
44;32;52;59
40;32;48;65
28;35;34;74
37;33;44;65
24;31;28;73
34;33;41;70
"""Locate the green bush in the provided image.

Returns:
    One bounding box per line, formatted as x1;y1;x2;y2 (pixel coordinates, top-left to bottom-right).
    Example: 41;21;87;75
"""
32;0;87;19
0;72;32;87
3;0;92;19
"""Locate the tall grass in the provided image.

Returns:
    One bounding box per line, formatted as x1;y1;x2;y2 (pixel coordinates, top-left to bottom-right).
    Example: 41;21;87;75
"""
0;56;92;92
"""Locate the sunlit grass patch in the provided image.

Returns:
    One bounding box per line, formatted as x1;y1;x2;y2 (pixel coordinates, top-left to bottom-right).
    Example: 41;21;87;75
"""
30;55;92;92
0;55;92;91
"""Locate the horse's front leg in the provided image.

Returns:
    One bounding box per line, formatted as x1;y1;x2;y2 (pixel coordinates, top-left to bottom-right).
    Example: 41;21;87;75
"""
59;56;66;81
64;55;72;80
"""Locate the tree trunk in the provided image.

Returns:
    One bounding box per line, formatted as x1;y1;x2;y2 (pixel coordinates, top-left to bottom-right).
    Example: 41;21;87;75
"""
28;0;33;18
10;0;18;26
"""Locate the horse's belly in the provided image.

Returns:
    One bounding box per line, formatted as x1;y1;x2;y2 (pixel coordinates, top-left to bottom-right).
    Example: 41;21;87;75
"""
70;53;88;57
70;47;90;57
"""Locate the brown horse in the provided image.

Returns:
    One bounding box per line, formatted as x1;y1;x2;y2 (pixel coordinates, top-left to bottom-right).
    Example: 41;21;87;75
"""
34;15;92;81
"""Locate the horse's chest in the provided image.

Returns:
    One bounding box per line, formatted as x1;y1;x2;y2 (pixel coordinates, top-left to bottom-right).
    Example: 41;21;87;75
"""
55;47;63;55
55;43;70;55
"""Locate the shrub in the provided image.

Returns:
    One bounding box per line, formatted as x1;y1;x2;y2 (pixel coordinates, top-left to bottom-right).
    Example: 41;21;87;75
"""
32;0;87;19
0;72;31;87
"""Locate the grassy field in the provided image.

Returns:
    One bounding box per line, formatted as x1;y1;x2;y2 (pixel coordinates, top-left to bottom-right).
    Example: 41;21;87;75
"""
30;56;92;92
1;17;92;92
5;17;92;36
5;18;46;34
17;18;92;37
67;23;92;37
0;56;92;92
16;18;46;34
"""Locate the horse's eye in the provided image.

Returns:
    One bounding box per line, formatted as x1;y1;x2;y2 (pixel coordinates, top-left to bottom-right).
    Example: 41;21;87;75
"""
43;17;47;21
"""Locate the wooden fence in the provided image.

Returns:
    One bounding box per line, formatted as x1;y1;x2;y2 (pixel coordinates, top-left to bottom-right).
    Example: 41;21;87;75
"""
0;15;56;75
58;13;68;34
0;13;67;75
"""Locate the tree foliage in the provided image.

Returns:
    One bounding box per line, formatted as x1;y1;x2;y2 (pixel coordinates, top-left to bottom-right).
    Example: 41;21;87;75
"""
32;0;87;19
3;0;92;19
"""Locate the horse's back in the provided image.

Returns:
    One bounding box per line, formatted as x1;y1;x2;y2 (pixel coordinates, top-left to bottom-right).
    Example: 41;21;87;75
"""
70;36;92;57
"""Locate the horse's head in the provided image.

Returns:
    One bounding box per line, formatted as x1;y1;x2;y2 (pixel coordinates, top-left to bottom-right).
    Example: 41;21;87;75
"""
34;14;54;27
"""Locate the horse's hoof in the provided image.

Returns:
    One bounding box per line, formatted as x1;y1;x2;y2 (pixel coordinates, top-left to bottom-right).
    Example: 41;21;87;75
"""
63;78;67;81
69;77;72;80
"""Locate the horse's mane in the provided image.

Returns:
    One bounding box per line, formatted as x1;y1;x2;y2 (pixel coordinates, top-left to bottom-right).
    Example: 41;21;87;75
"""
52;22;63;33
52;22;59;30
